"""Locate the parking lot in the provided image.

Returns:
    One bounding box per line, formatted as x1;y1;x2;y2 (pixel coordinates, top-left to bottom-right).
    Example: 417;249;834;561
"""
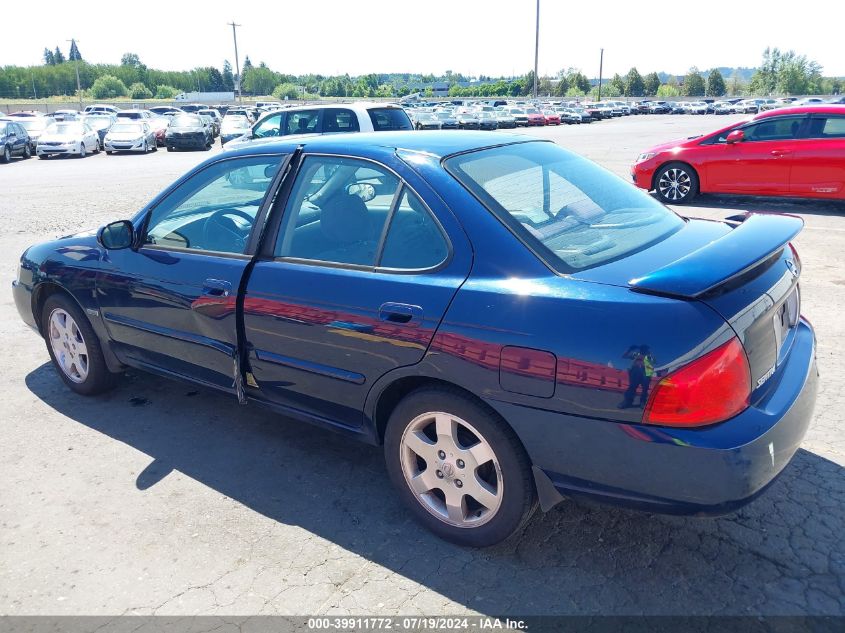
1;114;844;617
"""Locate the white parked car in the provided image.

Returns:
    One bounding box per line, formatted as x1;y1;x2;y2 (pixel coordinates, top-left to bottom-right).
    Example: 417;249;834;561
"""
83;104;120;115
684;101;708;115
116;110;153;121
226;102;413;150
36;121;100;158
103;122;157;154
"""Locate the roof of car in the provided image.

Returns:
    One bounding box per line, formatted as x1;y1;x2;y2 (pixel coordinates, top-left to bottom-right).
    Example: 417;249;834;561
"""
755;105;845;119
224;130;538;160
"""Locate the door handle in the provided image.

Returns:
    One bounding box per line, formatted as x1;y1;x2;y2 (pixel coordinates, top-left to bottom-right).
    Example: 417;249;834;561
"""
379;302;422;325
202;279;232;297
770;149;792;157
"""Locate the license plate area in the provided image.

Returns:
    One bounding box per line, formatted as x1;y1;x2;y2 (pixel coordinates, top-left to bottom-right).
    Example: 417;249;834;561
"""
773;286;800;366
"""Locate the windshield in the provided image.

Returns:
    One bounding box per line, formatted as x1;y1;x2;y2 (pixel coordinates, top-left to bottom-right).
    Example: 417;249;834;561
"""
46;123;84;134
19;119;48;131
171;115;201;127
222;116;250;129
111;123;143;133
445;142;684;272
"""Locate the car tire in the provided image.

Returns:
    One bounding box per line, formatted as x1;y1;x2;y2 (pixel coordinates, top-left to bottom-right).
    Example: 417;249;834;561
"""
167;146;174;152
654;162;699;204
1;145;10;163
384;387;537;547
105;150;112;155
41;294;119;396
23;144;32;159
78;143;86;158
143;141;148;153
38;154;48;159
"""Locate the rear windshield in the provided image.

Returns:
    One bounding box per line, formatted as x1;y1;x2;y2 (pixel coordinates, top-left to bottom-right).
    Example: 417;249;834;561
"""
445;142;683;272
368;108;412;131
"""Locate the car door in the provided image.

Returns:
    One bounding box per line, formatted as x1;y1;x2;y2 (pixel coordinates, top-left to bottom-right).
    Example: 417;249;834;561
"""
242;153;472;428
97;153;289;391
702;115;805;194
790;113;845;198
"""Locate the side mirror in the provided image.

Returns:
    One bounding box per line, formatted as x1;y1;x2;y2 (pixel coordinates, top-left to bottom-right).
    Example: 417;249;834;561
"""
726;130;745;144
98;220;134;250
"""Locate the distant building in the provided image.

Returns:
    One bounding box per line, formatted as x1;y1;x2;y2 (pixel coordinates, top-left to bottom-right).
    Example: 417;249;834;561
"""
174;91;235;103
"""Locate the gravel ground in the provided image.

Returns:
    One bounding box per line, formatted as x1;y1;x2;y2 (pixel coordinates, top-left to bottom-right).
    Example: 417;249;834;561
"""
1;116;844;617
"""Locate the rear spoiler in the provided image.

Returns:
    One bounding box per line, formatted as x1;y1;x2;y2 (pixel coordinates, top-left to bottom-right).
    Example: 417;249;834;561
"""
629;213;803;299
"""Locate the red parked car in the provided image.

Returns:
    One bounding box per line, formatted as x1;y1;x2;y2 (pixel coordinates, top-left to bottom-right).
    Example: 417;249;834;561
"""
541;110;562;125
631;106;845;203
524;108;547;126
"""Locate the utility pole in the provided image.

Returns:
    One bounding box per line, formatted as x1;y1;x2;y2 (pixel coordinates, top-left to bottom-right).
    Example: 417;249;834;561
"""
598;48;604;102
228;21;242;103
533;0;539;99
31;74;37;100
67;39;82;110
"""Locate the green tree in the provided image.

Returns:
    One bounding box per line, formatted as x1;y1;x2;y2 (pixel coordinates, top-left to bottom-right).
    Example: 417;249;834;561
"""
684;67;705;96
120;53;143;69
728;70;745;96
68;39;82;62
243;65;277;96
625;67;645;96
609;73;626;95
222;61;234;92
656;84;681;97
643;72;660;96
90;74;128;99
272;82;300;100
706;69;726;96
129;82;152;99
43;48;55;65
154;85;179;99
53;47;66;64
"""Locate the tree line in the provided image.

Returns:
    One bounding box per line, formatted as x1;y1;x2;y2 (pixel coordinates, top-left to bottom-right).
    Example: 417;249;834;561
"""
0;46;840;101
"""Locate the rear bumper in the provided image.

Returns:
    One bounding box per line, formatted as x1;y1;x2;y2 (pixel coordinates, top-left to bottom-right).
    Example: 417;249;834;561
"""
494;320;818;515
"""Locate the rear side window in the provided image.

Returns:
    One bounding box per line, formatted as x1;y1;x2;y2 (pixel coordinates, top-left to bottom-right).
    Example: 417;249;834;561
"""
806;116;845;139
286;110;318;135
379;189;448;270
323;109;360;133
445;142;683;272
368;108;412;131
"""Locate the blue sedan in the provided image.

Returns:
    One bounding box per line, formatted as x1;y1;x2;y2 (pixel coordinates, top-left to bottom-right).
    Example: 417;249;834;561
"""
12;132;818;547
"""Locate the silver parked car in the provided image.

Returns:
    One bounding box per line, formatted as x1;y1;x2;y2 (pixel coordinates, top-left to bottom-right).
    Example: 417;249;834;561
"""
36;121;100;159
103;122;157;154
220;115;252;145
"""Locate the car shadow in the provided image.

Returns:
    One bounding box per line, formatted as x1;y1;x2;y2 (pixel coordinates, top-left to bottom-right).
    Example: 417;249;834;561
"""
662;193;845;219
24;363;845;615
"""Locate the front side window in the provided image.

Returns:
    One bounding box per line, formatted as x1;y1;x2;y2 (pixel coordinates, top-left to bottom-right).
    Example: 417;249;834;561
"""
253;113;284;138
742;116;805;142
275;156;400;266
286;110;318;135
144;156;281;255
446;141;683;272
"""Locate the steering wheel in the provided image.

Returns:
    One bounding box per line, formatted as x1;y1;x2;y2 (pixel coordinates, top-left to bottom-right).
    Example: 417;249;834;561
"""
202;208;254;253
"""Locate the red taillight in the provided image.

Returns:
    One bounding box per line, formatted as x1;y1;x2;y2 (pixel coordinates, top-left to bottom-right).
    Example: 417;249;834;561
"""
643;338;751;427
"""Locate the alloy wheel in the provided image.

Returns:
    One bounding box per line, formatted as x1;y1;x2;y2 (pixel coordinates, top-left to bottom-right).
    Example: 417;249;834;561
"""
48;308;89;383
658;168;692;201
399;411;503;527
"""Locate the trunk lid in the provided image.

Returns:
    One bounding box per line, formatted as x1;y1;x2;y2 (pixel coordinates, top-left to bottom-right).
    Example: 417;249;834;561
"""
573;213;804;402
